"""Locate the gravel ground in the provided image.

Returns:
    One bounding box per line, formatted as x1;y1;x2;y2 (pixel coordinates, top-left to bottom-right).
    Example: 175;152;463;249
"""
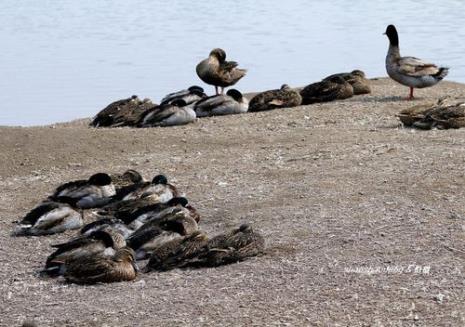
1;78;465;326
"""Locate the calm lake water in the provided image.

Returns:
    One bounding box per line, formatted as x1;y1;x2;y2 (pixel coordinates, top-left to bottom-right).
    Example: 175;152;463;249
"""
1;0;464;126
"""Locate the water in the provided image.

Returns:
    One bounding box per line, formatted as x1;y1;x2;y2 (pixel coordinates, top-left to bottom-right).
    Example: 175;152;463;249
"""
1;0;464;126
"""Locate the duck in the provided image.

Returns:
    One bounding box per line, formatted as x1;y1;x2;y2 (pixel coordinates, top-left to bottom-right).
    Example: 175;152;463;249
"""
144;230;209;272
110;169;144;190
80;217;134;239
384;24;449;100
64;246;138;284
12;201;83;236
411;100;465;130
124;197;198;230
96;194;162;224
397;101;438;127
300;76;354;105
41;228;126;277
323;70;371;95
114;174;180;203
127;211;199;260
194;89;248;117
49;173;116;209
248;84;302;112
137;100;196;127
196;48;247;95
91;95;154;127
190;224;265;267
160;86;207;106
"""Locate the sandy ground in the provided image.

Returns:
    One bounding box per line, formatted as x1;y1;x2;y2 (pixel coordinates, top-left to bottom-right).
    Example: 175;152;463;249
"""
1;78;465;326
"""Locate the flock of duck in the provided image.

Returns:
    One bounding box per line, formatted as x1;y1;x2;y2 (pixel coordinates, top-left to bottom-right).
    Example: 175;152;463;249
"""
12;170;264;284
89;24;459;130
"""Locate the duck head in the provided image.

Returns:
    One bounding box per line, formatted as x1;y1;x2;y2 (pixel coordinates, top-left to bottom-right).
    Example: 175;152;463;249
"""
351;70;366;78
384;25;399;46
122;169;143;184
115;247;139;272
209;48;227;62
167;197;189;207
280;84;292;91
226;89;243;101
88;173;112;186
188;85;204;93
152;174;168;185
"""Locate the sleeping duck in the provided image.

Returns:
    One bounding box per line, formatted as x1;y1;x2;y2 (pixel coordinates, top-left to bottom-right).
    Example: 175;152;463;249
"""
196;48;247;95
323;70;371;95
300;76;354;105
194;89;248;117
49;173;116;209
127;211;199;260
137;100;196;127
160;86;207;106
384;24;449;100
191;224;265;267
111;169;144;190
64;246;138;284
248;84;302;112
124;197;197;230
115;174;179;203
144;230;209;272
12;201;82;236
41;228;126;277
80;217;134;239
91;95;154;127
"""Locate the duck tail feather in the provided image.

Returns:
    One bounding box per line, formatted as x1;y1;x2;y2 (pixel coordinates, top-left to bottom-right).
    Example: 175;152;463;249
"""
434;67;449;80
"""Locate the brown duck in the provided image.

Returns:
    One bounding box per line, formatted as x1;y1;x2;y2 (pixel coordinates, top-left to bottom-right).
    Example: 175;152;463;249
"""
144;230;208;272
64;246;138;284
196;48;247;95
300;76;354;105
323;70;371;95
249;84;302;112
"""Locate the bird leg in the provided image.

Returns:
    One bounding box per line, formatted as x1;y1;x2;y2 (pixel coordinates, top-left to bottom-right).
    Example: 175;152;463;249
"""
215;86;219;95
220;87;224;95
408;87;414;100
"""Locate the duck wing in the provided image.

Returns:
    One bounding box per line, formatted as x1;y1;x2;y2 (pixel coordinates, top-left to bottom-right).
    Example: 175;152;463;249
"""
397;56;440;76
20;202;62;225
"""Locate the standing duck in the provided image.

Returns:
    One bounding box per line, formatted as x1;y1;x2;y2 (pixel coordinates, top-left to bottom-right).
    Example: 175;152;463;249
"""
12;201;82;236
384;24;449;100
323;70;371;95
137;100;196;127
248;84;302;112
49;173;116;209
300;76;353;105
160;86;207;106
194;89;249;117
196;48;247;95
64;247;138;284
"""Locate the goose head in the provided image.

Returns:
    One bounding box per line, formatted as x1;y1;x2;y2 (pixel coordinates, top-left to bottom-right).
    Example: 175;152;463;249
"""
384;24;399;46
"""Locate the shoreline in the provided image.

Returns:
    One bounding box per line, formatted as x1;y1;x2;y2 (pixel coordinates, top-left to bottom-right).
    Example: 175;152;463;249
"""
2;77;465;326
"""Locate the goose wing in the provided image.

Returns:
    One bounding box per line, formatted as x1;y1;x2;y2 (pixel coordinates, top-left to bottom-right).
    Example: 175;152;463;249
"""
397;56;440;76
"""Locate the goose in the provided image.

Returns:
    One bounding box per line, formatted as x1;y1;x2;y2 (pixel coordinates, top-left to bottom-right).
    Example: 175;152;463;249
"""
323;70;371;95
41;228;126;277
160;86;207;106
384;24;449;100
49;173;115;209
64;246;138;284
194;89;248;117
249;84;302;112
138;100;196;127
300;76;353;105
189;224;265;267
196;48;247;95
12;201;82;236
144;231;208;272
114;174;179;202
91;95;154;127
